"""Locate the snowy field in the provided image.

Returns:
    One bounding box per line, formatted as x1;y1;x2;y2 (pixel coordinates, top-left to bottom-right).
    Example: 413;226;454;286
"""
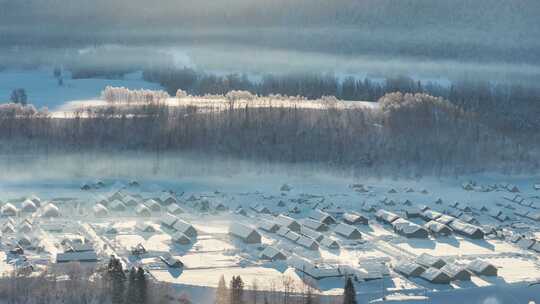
0;68;162;110
1;171;540;303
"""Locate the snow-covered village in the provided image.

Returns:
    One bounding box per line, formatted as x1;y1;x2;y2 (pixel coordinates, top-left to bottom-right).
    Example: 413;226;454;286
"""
1;1;540;303
1;172;539;303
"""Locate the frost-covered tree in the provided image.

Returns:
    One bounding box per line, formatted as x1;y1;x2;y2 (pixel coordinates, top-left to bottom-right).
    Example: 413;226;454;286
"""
216;275;229;304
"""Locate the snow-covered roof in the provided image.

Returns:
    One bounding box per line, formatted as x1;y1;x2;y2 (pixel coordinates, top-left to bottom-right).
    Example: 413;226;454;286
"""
160;253;183;267
259;246;286;260
161;213;179;227
296;236;319;250
421;209;443;220
135;203;151;216
275;214;301;232
420;267;451;283
375;210;400;223
276;226;290;237
309;209;336;224
123;195;139;206
135;222;156;233
93;204;109;216
251;204;271;214
167;204;184;214
394;260;425;277
57;251;98;263
1;203;18;215
449;220;484;239
287;255;342;279
441;264;470;280
144;199;161;211
319;237;340;249
467;259;497;276
285;230;301;242
424;220;452;234
42;203;60;217
173;219;197;237
301;226;324;242
392;218;428;238
229;222;261;243
171;232;191;244
343;212;368;225
334;223;362;239
258;220;280;233
2;222;15;233
110;199;127;211
301;218;328;231
436;214;455;225
416;253;446;269
21;199;37;212
159;192;177;204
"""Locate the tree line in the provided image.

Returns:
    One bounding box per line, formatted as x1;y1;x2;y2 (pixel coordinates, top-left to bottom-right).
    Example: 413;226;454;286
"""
142;68;540;134
0;91;538;176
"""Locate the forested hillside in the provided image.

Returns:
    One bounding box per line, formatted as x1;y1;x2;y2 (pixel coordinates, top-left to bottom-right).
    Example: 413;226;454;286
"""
0;89;538;175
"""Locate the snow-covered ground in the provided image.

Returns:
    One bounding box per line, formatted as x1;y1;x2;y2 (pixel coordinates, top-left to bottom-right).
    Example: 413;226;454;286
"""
1;171;539;303
0;68;162;110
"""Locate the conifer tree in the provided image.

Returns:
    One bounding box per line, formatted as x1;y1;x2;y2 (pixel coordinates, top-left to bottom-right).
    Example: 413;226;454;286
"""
342;277;357;304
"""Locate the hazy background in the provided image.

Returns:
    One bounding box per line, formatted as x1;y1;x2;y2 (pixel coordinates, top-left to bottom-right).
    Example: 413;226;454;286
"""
1;0;539;85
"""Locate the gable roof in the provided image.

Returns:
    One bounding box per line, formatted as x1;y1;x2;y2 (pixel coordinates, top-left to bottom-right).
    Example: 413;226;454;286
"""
110;199;127;211
420;267;451;283
173;219;197;237
229;223;260;241
416;253;446;269
259;246;286;260
167;204;184;214
135;222;156;232
161;213;179;227
275;214;301;232
309;209;336;224
334;223;362;239
301;218;328;231
449;220;484;239
375;210;400;223
467;259;497;276
394;260;425;277
284;230;301;242
441;263;471;280
258;220;280;233
301;226;324;242
343;212;368;225
424;220;452;235
296;236;319;250
319;237;340;249
135;203;151;216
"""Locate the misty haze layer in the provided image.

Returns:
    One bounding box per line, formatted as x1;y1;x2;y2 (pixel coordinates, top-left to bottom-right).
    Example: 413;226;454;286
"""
1;0;539;84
